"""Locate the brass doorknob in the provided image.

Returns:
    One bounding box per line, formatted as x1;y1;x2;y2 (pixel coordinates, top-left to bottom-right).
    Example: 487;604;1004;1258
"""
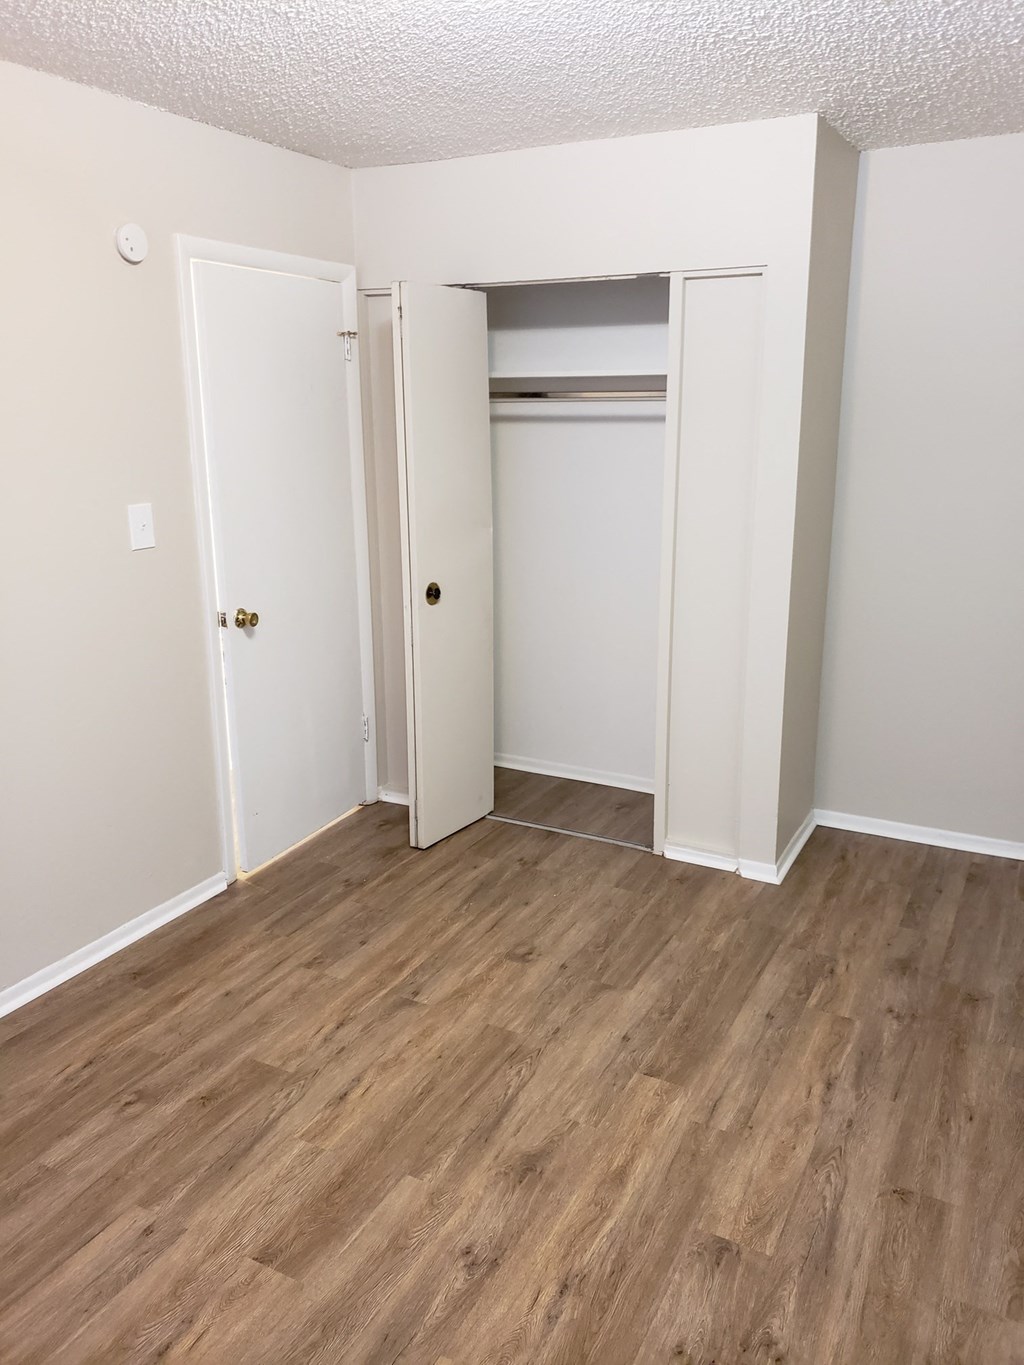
234;608;259;628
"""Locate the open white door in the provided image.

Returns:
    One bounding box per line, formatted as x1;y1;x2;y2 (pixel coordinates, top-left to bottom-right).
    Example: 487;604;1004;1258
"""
186;247;374;872
392;282;494;848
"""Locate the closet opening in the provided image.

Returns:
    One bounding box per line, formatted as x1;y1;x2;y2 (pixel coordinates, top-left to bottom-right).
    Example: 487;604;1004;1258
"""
483;275;669;850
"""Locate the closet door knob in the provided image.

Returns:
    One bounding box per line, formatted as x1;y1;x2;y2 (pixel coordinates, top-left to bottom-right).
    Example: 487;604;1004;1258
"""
234;608;260;628
425;582;441;605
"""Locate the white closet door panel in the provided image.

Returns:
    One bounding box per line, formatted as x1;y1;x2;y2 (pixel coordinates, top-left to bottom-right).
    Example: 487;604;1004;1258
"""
664;273;764;856
393;282;494;848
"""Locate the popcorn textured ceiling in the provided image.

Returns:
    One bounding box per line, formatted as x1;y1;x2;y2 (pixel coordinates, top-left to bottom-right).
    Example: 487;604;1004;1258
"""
1;0;1022;166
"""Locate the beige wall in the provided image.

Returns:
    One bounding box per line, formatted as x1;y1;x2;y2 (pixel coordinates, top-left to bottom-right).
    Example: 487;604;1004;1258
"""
0;62;354;994
353;116;819;289
817;133;1024;843
776;121;859;856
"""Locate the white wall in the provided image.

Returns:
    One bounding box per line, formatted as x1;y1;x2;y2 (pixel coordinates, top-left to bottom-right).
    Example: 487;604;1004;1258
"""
492;403;664;790
0;62;354;996
777;121;859;855
354;114;833;868
817;133;1024;846
352;117;818;288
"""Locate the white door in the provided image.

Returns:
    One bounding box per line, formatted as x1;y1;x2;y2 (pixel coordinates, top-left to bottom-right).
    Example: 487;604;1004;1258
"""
392;282;494;848
190;255;373;871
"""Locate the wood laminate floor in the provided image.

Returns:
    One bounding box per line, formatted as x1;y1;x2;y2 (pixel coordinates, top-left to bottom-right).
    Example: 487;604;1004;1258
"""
2;805;1023;1364
493;766;655;847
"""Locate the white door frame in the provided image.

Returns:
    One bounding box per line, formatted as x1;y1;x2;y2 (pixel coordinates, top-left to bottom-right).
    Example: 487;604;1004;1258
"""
176;236;378;881
460;265;763;858
651;272;686;857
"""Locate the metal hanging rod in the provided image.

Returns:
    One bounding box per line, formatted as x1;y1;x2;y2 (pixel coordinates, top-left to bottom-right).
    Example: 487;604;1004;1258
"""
489;389;666;403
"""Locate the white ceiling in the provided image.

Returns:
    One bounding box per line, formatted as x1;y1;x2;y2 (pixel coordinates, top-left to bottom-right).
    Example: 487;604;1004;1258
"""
1;0;1022;167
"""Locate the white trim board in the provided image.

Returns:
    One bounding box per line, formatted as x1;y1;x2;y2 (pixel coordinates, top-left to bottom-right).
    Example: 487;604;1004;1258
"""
0;874;228;1020
663;804;1023;886
662;843;739;873
740;810;818;885
663;808;817;884
815;810;1023;862
377;788;411;806
495;755;654;795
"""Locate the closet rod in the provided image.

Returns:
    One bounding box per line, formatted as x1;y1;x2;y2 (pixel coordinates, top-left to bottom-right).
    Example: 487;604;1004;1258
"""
489;390;666;403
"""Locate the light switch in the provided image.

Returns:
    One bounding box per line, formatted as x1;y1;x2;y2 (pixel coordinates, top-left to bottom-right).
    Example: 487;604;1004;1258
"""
128;503;156;550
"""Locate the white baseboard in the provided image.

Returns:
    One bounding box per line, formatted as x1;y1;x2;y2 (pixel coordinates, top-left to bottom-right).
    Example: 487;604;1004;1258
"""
664;807;1021;889
737;860;777;883
664;809;818;885
814;810;1024;862
377;788;410;806
739;810;818;885
0;873;229;1020
777;809;819;879
495;754;654;795
662;842;739;873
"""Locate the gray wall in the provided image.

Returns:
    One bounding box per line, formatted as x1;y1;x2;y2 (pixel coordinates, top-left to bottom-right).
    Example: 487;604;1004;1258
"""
817;132;1024;843
0;62;354;994
777;121;859;856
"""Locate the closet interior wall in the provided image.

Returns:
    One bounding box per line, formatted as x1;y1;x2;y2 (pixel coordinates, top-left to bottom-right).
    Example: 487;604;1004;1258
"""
485;279;668;822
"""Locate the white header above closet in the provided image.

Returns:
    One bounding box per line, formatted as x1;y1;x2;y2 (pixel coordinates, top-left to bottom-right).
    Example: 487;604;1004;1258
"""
485;277;670;380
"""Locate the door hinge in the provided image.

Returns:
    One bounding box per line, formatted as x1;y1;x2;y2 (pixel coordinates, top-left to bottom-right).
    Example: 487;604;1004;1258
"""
337;329;357;361
217;611;227;628
362;714;370;743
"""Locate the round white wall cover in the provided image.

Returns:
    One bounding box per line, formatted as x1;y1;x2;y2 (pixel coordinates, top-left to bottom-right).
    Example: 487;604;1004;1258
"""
115;223;148;264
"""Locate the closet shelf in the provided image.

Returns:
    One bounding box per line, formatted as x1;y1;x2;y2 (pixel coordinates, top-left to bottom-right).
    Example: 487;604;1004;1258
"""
489;370;668;404
488;368;667;380
490;394;666;404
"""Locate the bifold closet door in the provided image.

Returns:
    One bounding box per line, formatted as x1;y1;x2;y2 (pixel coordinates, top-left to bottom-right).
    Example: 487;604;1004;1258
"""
660;271;764;860
392;282;494;848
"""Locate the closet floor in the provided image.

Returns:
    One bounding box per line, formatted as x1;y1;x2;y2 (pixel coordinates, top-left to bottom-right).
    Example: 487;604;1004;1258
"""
492;765;654;847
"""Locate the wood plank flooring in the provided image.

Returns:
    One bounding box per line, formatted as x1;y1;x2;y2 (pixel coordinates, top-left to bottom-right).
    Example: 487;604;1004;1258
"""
493;765;654;847
1;804;1023;1363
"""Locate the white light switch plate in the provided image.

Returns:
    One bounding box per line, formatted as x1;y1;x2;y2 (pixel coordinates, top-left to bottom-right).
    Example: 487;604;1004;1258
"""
128;503;156;550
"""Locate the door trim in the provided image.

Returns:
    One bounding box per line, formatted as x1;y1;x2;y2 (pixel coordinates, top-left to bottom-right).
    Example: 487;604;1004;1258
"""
390;282;420;846
176;236;377;880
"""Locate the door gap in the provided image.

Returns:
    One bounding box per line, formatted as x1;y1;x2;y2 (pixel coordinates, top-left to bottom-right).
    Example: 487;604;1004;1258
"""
485;813;653;853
